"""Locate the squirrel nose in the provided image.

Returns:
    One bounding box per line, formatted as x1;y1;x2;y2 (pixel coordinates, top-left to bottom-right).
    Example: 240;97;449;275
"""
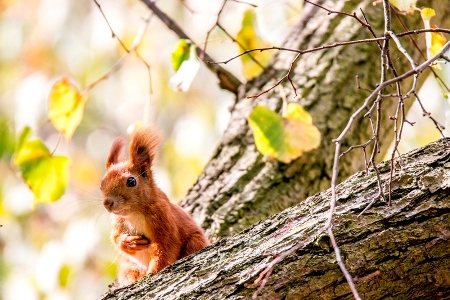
103;198;114;211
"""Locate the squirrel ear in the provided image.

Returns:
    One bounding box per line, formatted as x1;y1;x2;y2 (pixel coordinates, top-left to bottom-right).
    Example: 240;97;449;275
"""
106;137;125;169
129;126;162;178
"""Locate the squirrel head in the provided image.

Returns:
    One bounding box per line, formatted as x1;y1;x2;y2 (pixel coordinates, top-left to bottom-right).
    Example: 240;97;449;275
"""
100;126;162;216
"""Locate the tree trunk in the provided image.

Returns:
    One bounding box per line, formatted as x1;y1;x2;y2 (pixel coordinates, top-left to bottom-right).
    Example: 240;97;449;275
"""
100;0;450;298
100;138;450;299
180;0;450;238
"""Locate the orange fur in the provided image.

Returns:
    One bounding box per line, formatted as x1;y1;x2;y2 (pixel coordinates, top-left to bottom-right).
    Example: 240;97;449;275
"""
101;126;210;286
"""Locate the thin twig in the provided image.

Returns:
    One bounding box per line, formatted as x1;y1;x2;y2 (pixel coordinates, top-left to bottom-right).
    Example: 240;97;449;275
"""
387;31;416;69
201;1;227;61
84;11;152;92
344;41;450;142
356;75;373;93
414;91;446;135
215;23;273;78
353;270;381;282
211;28;450;66
326;16;450;300
339;138;374;158
140;0;242;93
304;0;370;28
394;12;450;94
211;38;385;65
246;53;301;99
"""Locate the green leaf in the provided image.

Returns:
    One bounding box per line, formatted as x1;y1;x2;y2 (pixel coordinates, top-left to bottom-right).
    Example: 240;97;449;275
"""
0;120;15;160
249;103;321;163
248;105;285;158
14;126;71;204
169;43;200;92
236;9;272;79
171;39;191;71
48;77;87;140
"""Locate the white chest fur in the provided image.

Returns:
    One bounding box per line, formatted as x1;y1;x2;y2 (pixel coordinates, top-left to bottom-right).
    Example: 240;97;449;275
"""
124;214;152;268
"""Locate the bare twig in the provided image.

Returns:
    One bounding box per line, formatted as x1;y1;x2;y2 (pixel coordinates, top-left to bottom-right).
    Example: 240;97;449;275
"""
356;75;373;93
414;91;446;135
353;270;381;282
201;1;227;61
215;23;273;78
304;0;370;28
84;11;152;92
211;38;385;65
326;2;450;296
140;0;242;93
387;31;416;68
394;12;450;94
246;53;301;99
330;44;450;237
211;28;450;66
339;138;374;158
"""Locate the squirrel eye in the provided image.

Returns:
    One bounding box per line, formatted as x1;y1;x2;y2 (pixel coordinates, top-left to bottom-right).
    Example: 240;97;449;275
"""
126;177;137;187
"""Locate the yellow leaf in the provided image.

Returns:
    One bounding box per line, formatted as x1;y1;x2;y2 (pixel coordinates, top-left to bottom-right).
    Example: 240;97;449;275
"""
236;9;272;79
48;78;87;140
420;7;435;19
390;0;417;14
421;8;446;66
249;103;321;163
430;25;447;57
284;103;321;157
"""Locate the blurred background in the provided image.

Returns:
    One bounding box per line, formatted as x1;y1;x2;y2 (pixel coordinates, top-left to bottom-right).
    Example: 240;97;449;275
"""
0;0;448;299
0;0;304;299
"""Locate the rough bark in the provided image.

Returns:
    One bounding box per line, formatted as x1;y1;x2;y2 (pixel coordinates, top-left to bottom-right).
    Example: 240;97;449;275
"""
180;0;450;238
100;138;450;300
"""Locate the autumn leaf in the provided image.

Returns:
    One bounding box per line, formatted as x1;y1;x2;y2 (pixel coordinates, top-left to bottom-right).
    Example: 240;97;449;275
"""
249;103;321;163
420;8;447;67
389;0;417;14
48;77;87;140
171;39;191;71
14;126;71;205
430;25;447;57
236;9;272;80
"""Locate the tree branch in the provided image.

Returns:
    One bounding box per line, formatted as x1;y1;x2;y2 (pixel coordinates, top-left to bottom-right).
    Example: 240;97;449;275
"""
100;138;450;299
139;0;242;94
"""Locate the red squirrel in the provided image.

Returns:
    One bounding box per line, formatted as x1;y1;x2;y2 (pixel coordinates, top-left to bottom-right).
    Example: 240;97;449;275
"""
101;125;210;286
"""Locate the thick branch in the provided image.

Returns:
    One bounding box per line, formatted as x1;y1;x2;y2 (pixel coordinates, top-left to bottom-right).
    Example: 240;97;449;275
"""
100;138;450;299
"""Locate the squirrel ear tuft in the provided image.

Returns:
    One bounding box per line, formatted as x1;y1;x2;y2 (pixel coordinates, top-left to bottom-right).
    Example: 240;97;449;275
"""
106;137;125;169
129;125;162;178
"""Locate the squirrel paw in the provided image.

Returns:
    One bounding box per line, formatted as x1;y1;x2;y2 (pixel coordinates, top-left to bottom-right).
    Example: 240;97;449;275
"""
119;235;150;253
